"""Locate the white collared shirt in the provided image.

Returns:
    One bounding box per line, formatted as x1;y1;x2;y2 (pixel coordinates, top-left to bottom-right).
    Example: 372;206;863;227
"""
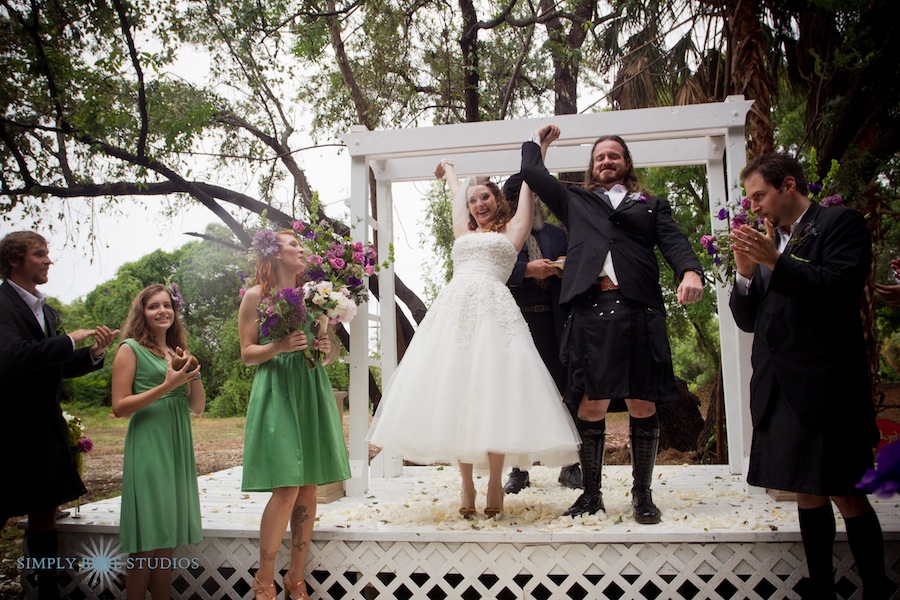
7;278;48;333
598;184;630;284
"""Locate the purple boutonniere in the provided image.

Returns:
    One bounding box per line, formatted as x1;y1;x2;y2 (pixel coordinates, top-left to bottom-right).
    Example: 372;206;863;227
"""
627;192;648;204
789;222;818;249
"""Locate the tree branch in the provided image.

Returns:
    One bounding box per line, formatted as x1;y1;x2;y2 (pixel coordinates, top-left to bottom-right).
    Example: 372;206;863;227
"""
111;0;149;159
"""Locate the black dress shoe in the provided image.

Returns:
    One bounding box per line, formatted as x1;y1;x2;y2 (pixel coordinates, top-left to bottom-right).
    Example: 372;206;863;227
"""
557;464;583;489
503;468;530;494
632;489;661;524
563;492;604;517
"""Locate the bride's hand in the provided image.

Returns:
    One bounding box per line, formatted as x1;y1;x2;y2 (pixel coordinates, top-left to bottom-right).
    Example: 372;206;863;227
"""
434;159;455;180
534;124;560;146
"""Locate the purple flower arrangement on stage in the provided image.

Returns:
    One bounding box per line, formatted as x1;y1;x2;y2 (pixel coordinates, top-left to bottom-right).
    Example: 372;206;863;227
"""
699;196;761;284
857;441;900;497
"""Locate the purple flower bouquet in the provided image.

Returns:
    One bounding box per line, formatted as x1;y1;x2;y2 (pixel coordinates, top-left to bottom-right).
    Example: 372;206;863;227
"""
857;441;900;498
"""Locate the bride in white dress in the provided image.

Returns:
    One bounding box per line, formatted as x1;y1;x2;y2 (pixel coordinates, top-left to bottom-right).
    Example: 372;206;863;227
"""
366;158;580;519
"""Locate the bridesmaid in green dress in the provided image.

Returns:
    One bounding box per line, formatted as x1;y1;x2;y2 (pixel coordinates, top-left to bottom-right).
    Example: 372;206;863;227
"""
111;284;206;600
239;230;350;600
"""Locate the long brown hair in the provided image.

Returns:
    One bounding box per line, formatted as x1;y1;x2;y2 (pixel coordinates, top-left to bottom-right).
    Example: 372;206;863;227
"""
120;284;188;357
583;135;641;193
467;178;512;233
253;231;305;297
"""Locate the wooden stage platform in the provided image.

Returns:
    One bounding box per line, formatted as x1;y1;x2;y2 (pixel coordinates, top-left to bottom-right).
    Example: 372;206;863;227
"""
27;465;900;599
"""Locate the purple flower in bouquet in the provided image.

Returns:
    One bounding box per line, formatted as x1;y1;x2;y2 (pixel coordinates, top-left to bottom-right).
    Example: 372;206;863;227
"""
257;287;307;340
304;230;318;240
364;264;375;276
252;229;280;258
307;269;326;282
77;436;93;454
352;251;365;264
700;235;715;249
741;197;751;210
857;441;900;497
821;194;844;208
717;208;729;221
353;241;364;252
292;220;306;233
308;255;324;267
329;257;346;270
347;276;363;288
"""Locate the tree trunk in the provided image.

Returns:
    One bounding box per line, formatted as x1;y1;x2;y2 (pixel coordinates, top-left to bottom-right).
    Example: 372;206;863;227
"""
658;378;705;452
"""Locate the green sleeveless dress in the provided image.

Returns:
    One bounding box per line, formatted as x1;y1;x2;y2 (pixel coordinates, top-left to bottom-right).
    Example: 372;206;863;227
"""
119;339;202;553
242;322;351;491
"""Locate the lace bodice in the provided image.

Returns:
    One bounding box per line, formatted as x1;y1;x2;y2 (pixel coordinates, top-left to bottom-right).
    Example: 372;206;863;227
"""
451;232;518;283
418;232;525;348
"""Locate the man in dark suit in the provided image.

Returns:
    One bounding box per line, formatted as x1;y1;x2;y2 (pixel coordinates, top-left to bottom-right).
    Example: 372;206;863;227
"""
729;154;888;599
521;125;704;523
0;231;117;599
499;184;582;493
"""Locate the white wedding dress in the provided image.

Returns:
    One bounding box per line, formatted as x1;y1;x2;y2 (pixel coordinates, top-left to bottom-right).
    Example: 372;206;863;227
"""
367;231;580;469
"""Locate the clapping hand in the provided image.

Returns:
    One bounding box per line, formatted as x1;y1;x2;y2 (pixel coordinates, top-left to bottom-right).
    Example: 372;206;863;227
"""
90;325;119;358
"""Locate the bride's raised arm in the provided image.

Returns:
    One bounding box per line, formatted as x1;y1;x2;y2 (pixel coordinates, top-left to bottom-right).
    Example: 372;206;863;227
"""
504;182;534;251
435;159;470;239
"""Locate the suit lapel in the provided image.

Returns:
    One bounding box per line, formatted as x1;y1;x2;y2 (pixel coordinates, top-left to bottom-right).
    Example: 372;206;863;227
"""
590;188;614;211
0;281;48;338
783;203;821;257
44;305;57;336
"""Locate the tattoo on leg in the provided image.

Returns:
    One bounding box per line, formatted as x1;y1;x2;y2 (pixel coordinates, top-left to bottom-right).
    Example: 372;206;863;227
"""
260;549;277;563
290;506;311;551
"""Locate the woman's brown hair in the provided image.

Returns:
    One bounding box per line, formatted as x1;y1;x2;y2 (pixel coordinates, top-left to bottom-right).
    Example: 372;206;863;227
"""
120;284;188;357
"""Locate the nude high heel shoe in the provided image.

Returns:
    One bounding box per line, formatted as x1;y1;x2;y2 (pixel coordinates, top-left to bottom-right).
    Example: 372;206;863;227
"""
252;574;277;600
283;571;311;600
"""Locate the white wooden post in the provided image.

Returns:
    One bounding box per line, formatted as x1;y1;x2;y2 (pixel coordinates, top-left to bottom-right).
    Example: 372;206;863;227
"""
346;147;371;496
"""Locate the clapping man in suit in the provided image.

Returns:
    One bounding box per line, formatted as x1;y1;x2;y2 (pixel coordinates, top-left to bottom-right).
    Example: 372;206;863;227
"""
521;125;704;523
0;231;117;599
729;154;888;599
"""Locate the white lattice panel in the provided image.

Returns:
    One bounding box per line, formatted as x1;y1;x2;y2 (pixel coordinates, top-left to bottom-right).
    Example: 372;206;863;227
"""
23;533;896;599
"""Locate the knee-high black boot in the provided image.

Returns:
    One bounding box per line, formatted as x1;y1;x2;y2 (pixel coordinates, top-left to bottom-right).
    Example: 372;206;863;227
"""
845;510;891;600
630;415;661;524
797;504;837;600
25;529;61;600
564;418;605;517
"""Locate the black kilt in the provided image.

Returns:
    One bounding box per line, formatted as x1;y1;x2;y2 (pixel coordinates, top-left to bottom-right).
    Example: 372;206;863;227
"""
748;383;876;496
562;288;678;413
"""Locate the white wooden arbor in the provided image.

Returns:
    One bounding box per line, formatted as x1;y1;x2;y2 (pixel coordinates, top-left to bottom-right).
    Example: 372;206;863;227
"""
341;97;756;497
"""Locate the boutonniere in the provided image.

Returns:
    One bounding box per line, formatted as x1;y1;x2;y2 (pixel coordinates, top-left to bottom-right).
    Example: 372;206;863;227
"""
788;222;818;249
626;192;648;204
51;311;65;335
